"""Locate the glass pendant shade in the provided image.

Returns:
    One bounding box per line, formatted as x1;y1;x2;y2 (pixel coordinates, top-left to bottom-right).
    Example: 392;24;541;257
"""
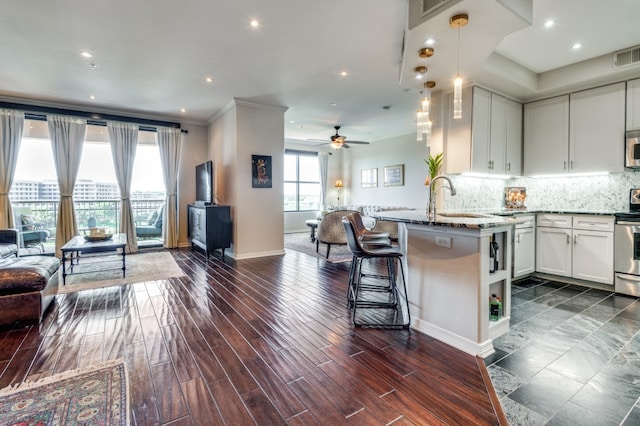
416;109;423;141
453;74;462;119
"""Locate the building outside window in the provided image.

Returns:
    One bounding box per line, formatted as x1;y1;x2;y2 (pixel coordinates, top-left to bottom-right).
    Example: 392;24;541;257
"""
284;150;321;212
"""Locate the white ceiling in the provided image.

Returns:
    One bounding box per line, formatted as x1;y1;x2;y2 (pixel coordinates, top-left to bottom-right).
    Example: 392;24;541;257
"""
1;0;639;146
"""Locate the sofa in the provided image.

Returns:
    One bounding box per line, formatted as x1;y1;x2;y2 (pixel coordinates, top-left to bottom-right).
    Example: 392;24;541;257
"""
326;205;413;241
0;229;60;325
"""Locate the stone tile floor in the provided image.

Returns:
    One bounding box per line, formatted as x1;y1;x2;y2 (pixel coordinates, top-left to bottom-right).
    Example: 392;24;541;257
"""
486;277;640;425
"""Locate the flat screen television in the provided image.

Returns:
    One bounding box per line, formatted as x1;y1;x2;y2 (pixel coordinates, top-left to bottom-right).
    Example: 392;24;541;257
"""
195;160;214;205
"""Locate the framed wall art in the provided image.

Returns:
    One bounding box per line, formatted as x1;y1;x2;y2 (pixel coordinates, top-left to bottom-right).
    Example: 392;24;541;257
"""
252;154;272;188
384;164;404;186
361;168;378;188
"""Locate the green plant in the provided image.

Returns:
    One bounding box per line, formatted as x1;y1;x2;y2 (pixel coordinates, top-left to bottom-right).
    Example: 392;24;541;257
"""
424;152;443;184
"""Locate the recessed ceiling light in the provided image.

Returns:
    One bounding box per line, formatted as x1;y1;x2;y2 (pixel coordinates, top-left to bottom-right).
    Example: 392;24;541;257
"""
180;108;187;113
289;120;295;124
340;71;348;77
250;19;259;28
80;51;93;58
544;19;555;28
330;103;337;107
205;76;214;83
572;42;583;50
89;95;96;100
425;38;436;46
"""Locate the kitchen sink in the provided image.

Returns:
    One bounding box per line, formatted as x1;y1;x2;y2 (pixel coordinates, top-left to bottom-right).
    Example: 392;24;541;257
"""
437;212;495;219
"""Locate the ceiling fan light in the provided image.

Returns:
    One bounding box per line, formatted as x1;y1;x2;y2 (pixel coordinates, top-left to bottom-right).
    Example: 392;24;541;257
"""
330;140;342;149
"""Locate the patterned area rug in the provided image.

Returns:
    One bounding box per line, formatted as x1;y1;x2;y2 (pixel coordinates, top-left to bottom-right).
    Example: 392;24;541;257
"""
284;232;353;263
60;251;185;294
0;359;129;425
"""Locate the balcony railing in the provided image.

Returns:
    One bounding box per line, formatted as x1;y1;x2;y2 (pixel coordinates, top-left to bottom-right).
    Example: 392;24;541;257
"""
12;199;165;239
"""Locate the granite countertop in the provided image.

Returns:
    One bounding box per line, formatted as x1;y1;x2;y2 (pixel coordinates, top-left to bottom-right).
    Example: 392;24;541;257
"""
371;210;519;229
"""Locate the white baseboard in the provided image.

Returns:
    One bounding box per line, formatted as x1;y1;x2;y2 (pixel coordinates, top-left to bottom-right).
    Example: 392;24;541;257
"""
412;318;495;358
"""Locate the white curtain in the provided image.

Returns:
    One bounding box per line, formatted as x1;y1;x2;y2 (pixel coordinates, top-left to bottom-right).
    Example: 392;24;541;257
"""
157;127;183;248
48;114;86;256
318;152;329;208
0;110;24;228
108;122;138;254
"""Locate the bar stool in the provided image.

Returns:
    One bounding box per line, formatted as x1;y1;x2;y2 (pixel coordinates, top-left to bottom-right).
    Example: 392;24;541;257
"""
343;212;392;307
343;216;410;328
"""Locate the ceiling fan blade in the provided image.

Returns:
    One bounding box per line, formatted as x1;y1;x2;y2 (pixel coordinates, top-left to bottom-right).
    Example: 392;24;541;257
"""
307;138;328;142
342;144;351;149
346;140;369;144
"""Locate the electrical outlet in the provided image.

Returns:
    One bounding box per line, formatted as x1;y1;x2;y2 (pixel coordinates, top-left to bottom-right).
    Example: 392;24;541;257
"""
436;236;452;248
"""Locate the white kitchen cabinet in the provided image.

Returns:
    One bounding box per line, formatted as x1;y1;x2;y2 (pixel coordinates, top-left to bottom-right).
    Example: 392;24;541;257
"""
524;96;569;175
513;216;535;279
627;78;640;131
571;215;614;284
524;83;625;175
471;87;492;173
536;225;572;277
570;82;625;173
505;98;523;175
536;214;614;285
448;86;523;175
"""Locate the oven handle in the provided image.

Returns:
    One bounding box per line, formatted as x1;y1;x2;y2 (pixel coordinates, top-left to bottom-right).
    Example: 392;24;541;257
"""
616;221;640;226
616;272;640;283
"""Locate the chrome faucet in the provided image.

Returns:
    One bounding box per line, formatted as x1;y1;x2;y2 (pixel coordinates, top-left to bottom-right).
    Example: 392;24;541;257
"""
428;176;457;220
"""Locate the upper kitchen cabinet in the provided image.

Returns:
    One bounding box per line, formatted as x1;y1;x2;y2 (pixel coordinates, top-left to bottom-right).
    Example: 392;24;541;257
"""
446;86;523;176
570;82;625;173
524;95;569;175
524;82;625;175
627;78;640;131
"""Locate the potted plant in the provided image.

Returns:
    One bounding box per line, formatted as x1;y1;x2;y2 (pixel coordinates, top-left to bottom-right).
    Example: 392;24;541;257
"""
424;152;443;185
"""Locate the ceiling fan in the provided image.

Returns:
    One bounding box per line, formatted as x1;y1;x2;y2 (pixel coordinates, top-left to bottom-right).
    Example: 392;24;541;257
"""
310;126;370;149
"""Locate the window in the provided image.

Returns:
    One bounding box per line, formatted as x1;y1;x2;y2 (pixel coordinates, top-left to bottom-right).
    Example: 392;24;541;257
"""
284;150;321;211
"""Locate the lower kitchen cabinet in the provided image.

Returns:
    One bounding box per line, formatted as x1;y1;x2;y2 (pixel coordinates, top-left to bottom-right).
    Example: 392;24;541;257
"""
536;214;614;285
513;216;535;278
536;225;572;276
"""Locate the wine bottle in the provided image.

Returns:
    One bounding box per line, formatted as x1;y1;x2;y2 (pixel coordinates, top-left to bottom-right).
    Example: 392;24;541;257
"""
489;236;495;273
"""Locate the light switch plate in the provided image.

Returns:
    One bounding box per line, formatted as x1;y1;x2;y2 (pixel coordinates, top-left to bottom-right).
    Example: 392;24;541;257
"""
436;236;452;248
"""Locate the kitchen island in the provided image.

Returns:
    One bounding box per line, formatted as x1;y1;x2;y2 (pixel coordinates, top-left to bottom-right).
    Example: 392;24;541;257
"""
371;210;517;357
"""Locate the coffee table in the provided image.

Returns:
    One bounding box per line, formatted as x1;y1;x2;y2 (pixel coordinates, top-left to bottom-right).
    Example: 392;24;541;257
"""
60;233;127;286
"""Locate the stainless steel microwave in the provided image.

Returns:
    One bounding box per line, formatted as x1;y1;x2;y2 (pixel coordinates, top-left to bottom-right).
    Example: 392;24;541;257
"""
626;130;640;169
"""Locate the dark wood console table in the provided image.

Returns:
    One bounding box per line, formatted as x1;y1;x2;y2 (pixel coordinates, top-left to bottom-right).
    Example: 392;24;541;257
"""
187;204;232;259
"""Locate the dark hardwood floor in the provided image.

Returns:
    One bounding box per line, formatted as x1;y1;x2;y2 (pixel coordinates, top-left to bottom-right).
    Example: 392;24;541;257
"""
0;247;505;425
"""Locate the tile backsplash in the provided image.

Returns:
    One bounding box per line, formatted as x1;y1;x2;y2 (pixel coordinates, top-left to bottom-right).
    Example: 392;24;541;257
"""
445;171;640;212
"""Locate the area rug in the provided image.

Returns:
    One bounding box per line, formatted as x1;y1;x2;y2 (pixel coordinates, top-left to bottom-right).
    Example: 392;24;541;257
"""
59;251;185;294
284;232;353;263
0;358;129;425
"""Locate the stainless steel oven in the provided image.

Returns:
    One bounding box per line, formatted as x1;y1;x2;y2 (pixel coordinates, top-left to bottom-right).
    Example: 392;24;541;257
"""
614;188;640;295
614;222;640;296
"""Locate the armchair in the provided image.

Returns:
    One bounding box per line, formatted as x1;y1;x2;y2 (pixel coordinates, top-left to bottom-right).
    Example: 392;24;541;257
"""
135;204;163;239
12;207;50;252
316;210;358;258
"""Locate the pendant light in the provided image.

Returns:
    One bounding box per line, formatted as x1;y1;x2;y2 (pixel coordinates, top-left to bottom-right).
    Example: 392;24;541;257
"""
450;13;468;120
414;47;435;144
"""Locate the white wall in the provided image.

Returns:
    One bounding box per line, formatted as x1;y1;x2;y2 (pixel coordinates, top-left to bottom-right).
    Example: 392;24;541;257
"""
346;132;430;210
209;99;287;258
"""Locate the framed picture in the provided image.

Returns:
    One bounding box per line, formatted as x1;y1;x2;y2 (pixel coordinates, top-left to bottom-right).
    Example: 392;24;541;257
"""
361;168;378;188
251;155;272;188
384;164;404;187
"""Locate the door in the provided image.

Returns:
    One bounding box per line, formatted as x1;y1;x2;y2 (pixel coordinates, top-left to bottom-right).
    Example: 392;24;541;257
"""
570;82;625;173
524;95;569;175
573;229;614;284
514;227;535;278
536;227;571;277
